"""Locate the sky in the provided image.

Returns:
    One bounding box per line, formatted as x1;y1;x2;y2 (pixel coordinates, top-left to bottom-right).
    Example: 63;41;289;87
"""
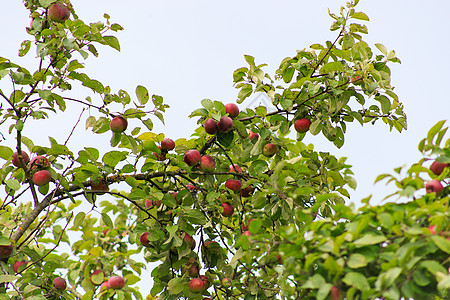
1;0;450;296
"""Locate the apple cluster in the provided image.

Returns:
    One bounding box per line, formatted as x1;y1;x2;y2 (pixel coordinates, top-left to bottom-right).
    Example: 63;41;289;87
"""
425;160;449;195
12;150;52;187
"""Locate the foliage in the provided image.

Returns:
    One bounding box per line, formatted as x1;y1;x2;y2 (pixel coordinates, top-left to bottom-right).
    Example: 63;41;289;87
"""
0;0;448;299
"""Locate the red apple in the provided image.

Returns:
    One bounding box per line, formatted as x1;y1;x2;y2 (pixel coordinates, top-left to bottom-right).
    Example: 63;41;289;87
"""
90;178;109;192
108;275;125;289
13;260;27;273
426;180;444;194
29;155;50;170
221;202;234;217
240;185;255;197
241;219;255;232
110;116;128;133
242;231;251;237
183;263;199;277
428;225;436;235
100;281;109;291
53;277;67;291
225;179;242;192
294;118;312;133
217;116;233;133
204;240;218;249
145;198;161;209
184;149;201;166
183;232;196;250
153;146;166;161
200;275;210;289
188;278;205;293
249;130;259;141
12;151;30;168
225;103;239;118
204;118;218;135
430;161;449;176
330;286;341;300
263;143;277;157
276;254;283;264
222;277;232;287
186;184;196;191
200;155;216;172
140;232;150;246
32;170;52;186
229;164;242;173
161;138;175;151
48;2;70;23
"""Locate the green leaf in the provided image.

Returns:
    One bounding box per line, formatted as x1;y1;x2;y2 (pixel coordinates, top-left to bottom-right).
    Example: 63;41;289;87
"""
217;131;234;148
342;272;370;291
347;253;368;268
309;119;323;135
201;98;213;110
375;267;402;290
5;179;20;191
430;235;450;254
103;35;120;51
135;85;149;105
351;12;370;21
321;61;345;73
0;275;19;283
0;146;13;160
102;151;127;167
101;213;114;229
73;212;85;229
353;233;387;247
375;43;387;55
427;120;446;145
182;209;207;225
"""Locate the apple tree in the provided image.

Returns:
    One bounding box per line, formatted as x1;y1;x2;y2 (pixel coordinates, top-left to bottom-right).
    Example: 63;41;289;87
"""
0;0;449;299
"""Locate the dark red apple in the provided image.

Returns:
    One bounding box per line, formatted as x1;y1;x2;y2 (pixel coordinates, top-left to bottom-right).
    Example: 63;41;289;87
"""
249;130;259;141
32;170;52;186
217;116;233;133
48;2;70;23
53;277;67;291
430;161;449;176
225;103;239;118
426;180;444;194
13;260;27;273
153;146;166;161
294;118;312;133
110;116;128;133
330;286;341;300
29;155;50;170
183;232;196;250
263;143;277;157
161;138;175;151
240;185;255;197
184;149;201;166
221;202;234;217
108;275;125;289
204;240;218;249
188;278;205;293
140;232;150;246
183;262;199;277
229;164;242;173
200;155;216;172
225;179;242;192
204;118;218;135
12;151;30;168
222;277;232;287
200;275;210;289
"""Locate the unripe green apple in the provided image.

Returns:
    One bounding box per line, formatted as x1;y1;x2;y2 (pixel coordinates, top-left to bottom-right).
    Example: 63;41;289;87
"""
222;277;232;288
32;170;52;186
110;116;128;133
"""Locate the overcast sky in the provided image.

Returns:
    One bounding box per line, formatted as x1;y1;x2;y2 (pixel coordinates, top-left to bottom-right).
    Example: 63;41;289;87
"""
2;0;450;296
